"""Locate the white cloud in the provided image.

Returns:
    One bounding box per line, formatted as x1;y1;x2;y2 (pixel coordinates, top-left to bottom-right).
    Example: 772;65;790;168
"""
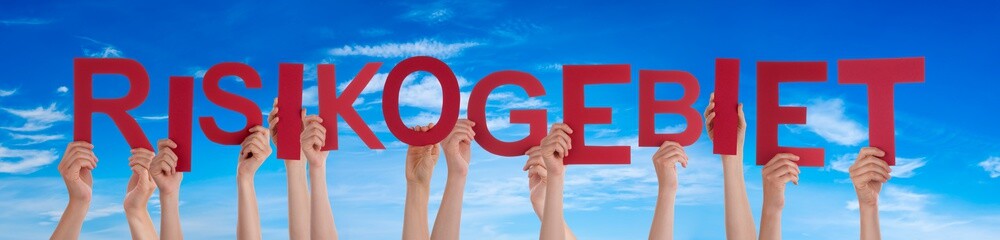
79;37;123;58
657;124;688;133
403;8;453;23
301;85;366;107
0;18;51;25
0;88;16;97
56;86;68;93
8;133;64;145
536;63;562;72
338;73;401;95
139;115;168;121
329;39;479;59
979;156;1000;178
802;98;868;146
84;46;123;58
0;145;59;174
1;103;71;132
396;74;471;111
828;153;926;178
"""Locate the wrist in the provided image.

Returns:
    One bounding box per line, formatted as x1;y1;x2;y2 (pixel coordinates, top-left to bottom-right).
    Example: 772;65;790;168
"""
237;174;255;185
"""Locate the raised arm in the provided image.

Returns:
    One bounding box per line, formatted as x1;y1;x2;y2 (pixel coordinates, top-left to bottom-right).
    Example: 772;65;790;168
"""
758;153;800;240
540;123;573;240
300;114;338;239
50;141;96;240
705;93;756;239
430;119;475;240
269;99;311;240
850;147;890;240
403;124;439;240
237;126;272;240
124;148;158;239
152;139;184;240
524;147;577;240
649;141;688;240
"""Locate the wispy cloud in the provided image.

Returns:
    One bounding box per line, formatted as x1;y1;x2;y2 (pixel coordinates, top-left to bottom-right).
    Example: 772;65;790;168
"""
402;8;453;24
78;37;123;58
1;103;71;132
979;156;1000;178
801;98;868;146
0;88;16;97
56;86;68;94
828;153;926;178
139;115;169;121
0;145;59;174
8;133;65;145
329;39;480;59
0;18;52;26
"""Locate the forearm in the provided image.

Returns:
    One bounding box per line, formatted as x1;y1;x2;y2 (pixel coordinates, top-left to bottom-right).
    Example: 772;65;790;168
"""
125;208;158;240
758;204;782;240
159;193;183;240
721;154;756;240
50;199;89;240
540;174;565;240
430;170;468;240
286;160;310;240
238;176;262;240
859;204;880;240
403;182;431;240
310;164;337;239
649;188;677;240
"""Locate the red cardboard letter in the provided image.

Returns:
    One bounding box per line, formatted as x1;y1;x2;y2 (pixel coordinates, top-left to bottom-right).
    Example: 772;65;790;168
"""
757;61;827;166
638;70;702;147
563;65;631;164
838;57;925;165
382;56;460;146
317;63;386;150
277;64;304;160
468;70;547;156
199;63;264;145
73;58;152;150
169;77;194;172
712;59;740;155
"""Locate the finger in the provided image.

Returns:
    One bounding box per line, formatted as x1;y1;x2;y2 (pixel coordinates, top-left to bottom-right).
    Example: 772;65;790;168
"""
303;115;324;125
855;156;891;174
778;173;799;185
858;147;886;159
737;104;746;124
705;112;716;126
157;139;178;150
763;158;799;177
764;153;800;168
550;123;574;134
851;165;890;180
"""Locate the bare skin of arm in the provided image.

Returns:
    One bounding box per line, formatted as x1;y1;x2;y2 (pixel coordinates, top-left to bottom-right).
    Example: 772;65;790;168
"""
124;148;158;240
705;93;756;240
430;119;475;240
403;124;439;240
152;139;184;240
524;147;577;240
539;123;573;240
50;142;97;240
237;126;272;240
851;147;890;240
300;114;339;239
268;99;311;240
758;153;801;240
649;141;689;240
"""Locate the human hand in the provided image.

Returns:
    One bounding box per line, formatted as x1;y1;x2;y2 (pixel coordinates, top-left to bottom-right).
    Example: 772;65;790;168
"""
239;126;272;177
124;148;156;212
524;146;548;217
762;153;800;209
301;114;329;168
705;93;747;154
406;124;440;185
540;123;573;176
58;141;97;203
652;141;688;192
151;139;184;196
850;147;890;208
441;119;475;176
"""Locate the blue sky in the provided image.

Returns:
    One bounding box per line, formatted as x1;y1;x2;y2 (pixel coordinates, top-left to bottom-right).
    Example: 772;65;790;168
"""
1;0;999;239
